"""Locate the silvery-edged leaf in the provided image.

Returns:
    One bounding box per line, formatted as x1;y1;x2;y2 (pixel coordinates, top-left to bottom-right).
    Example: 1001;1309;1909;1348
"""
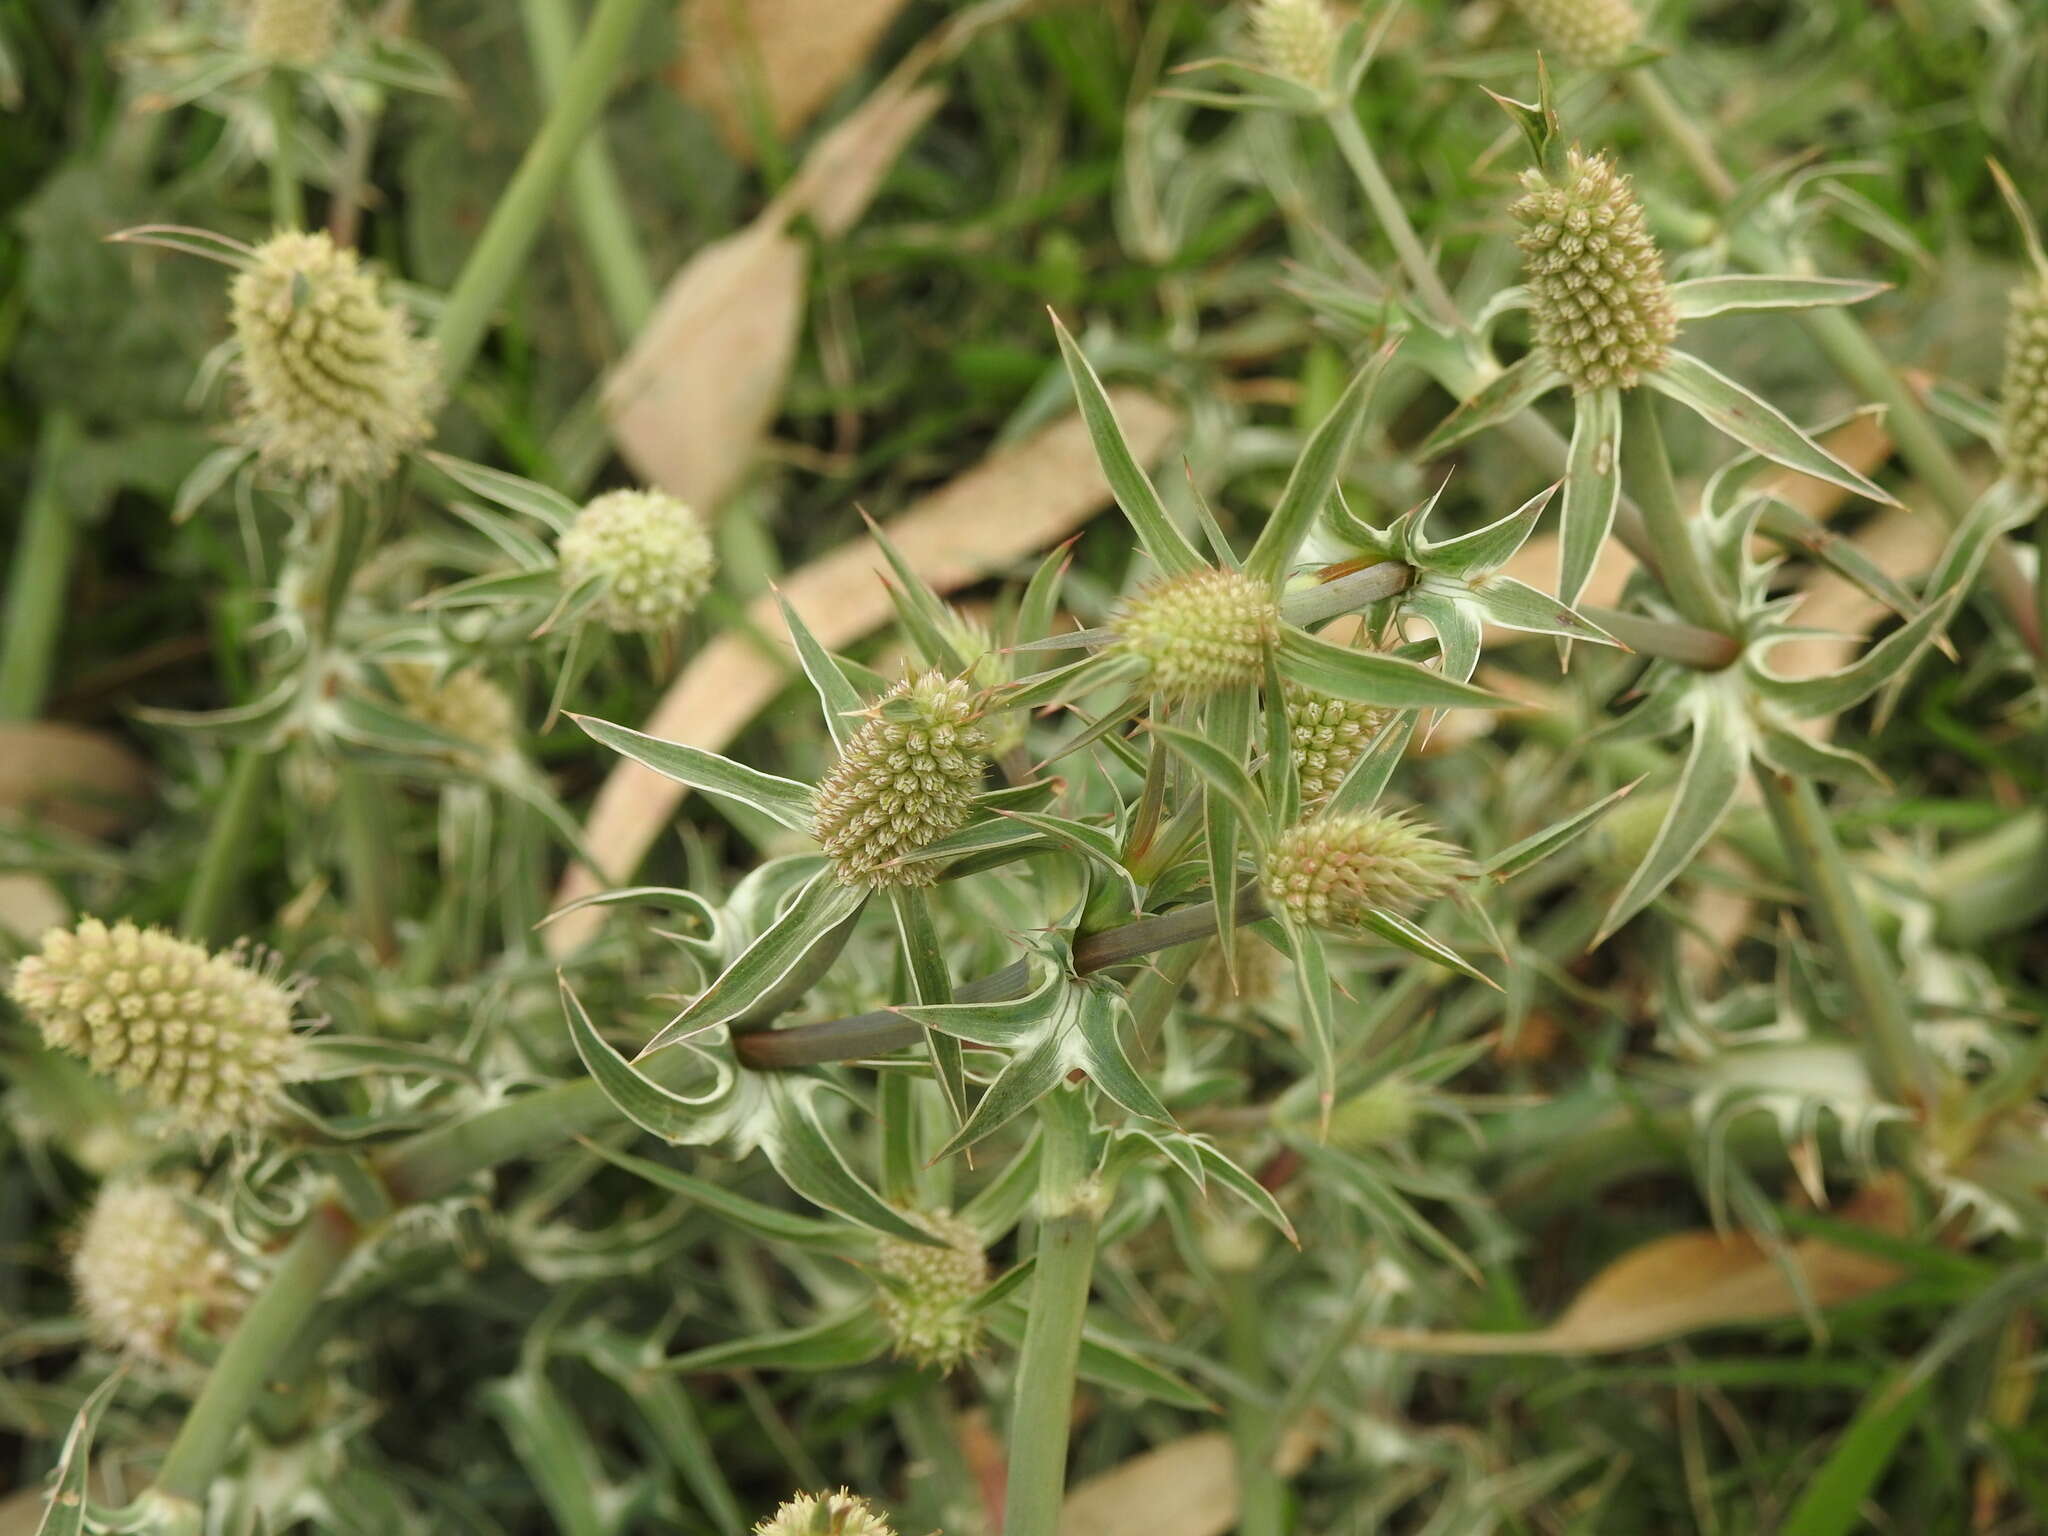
1073;984;1173;1125
773;592;867;750
1262;649;1300;829
1150;722;1269;837
760;1079;936;1243
884;816;1051;870
1595;689;1750;946
935;1030;1069;1159
1482;776;1646;880
1419;352;1566;457
1356;907;1496;988
1001;651;1147;713
1407;481;1558;579
1034;691;1148;769
1275;915;1337;1120
1754;501;1921;627
1279;627;1510;711
888;885;967;1128
1460;573;1624;648
1559;385;1623;612
443;498;557;568
1921;376;2003;449
1401;588;1482;686
582;1141;844;1248
1668;274;1888;320
1921;475;2042;611
1473;284;1532;337
1753;724;1888;789
1649;352;1897;505
861;514;972;674
1204;686;1256;956
982;1305;1214;1411
998;811;1140;909
1745;592;1955;719
562;978;741;1147
1245;339;1396;583
665;1308;891;1375
422;568;564;610
639;874;868;1053
1326;709;1418;817
424;450;579;533
36;1365;122;1536
133;673;300;743
173;442;255;524
1050;311;1204;578
1190;1138;1299;1246
571;715;815;832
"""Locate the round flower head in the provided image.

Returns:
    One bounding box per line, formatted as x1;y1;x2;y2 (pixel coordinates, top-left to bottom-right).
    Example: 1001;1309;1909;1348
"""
1261;811;1468;931
1508;0;1641;70
873;1209;989;1372
246;0;339;65
1249;0;1339;90
8;918;305;1138
1192;927;1285;1016
2000;273;2048;496
230;231;439;484
813;672;992;888
1326;1076;1419;1152
1285;684;1388;807
1511;149;1678;393
557;488;717;633
385;661;517;757
1113;568;1278;698
72;1181;238;1360
754;1491;895;1536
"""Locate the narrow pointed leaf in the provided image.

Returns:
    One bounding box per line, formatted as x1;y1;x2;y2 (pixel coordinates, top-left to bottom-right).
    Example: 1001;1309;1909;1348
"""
1754;725;1888;788
1669;275;1888;319
1193;1139;1300;1247
761;1081;935;1242
889;885;968;1128
898;960;1066;1046
1560;386;1623;610
1482;777;1646;879
1596;698;1748;944
1327;710;1419;817
1748;595;1955;719
563;979;738;1146
1071;987;1173;1124
1357;907;1496;987
776;592;867;750
1278;916;1337;1118
1463;573;1623;647
572;715;815;831
1280;627;1509;710
582;1141;845;1247
1411;482;1558;579
983;1307;1214;1411
1420;353;1565;457
1247;340;1395;581
935;1033;1070;1159
1151;722;1268;833
665;1309;891;1375
999;812;1140;907
1651;352;1897;505
1401;589;1481;685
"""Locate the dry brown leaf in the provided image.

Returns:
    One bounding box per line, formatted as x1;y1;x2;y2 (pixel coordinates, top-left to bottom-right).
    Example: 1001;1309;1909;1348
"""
674;0;914;156
1059;1427;1317;1536
783;81;943;239
0;873;68;941
1366;1179;1910;1357
547;390;1181;954
0;721;151;838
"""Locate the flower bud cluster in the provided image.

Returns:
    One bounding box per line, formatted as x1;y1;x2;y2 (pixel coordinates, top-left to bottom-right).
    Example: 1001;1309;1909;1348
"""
753;1491;895;1536
72;1182;239;1359
1249;0;1340;90
1509;0;1642;70
557;488;717;633
2000;274;2048;495
1261;811;1468;930
873;1209;989;1372
1113;568;1278;698
813;673;992;887
1285;684;1387;807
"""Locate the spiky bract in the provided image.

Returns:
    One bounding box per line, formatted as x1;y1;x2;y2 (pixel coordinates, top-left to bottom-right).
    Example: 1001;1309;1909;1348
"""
1511;149;1677;392
813;673;992;887
1113;568;1278;698
557;488;717;633
753;1490;895;1536
1261;811;1468;930
9;919;303;1137
873;1209;989;1372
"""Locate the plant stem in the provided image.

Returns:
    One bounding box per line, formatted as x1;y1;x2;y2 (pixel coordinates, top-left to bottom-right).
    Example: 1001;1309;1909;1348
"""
1754;768;1932;1109
1002;1091;1101;1536
336;766;397;960
265;69;304;229
0;410;82;719
1619;387;1738;635
1227;1269;1287;1536
373;1076;612;1205
1324;106;1463;332
152;1200;360;1500
433;0;655;383
1620;68;1737;204
518;0;658;339
180;748;271;942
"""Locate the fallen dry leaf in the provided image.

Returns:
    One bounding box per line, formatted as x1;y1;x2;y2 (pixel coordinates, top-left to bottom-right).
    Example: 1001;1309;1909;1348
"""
1366;1179;1909;1356
0;721;151;838
0;872;68;941
547;390;1181;954
1059;1427;1317;1536
674;0;914;157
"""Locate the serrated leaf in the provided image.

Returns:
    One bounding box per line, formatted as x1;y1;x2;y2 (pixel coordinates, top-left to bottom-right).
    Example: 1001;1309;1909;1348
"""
582;1141;844;1247
1482;777;1645;879
1669;275;1888;320
1279;627;1508;711
1560;385;1623;611
665;1308;891;1375
1246;339;1395;582
1462;573;1623;647
1073;987;1172;1125
572;715;815;831
1595;694;1749;945
1420;352;1565;457
1650;352;1897;506
1409;481;1558;579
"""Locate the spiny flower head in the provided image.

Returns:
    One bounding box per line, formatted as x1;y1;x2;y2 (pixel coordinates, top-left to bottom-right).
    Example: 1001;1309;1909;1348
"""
72;1181;239;1360
873;1209;989;1372
230;231;439;484
1285;684;1388;806
1113;567;1279;698
1326;1076;1420;1152
385;661;518;757
2000;273;2048;495
813;672;992;887
1261;811;1469;930
246;0;340;65
8;918;305;1138
753;1490;895;1536
1511;149;1678;392
557;488;717;633
1248;0;1340;90
1508;0;1642;70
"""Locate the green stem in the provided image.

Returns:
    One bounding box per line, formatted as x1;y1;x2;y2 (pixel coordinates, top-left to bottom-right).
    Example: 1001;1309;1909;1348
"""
1754;768;1932;1109
518;0;658;339
1226;1270;1287;1536
1621;68;1737;205
336;766;397;960
265;69;304;229
0;410;83;719
1002;1091;1101;1536
179;748;271;943
152;1200;360;1500
1619;387;1738;635
433;0;656;382
373;1076;612;1205
1324;106;1464;332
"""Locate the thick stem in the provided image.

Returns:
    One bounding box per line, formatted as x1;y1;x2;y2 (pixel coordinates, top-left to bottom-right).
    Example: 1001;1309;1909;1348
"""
1227;1269;1287;1536
179;748;271;943
1001;1092;1101;1536
152;1200;360;1500
265;69;304;229
1755;768;1932;1110
0;410;82;719
1324;107;1463;332
1619;387;1738;635
1582;606;1740;670
432;0;655;382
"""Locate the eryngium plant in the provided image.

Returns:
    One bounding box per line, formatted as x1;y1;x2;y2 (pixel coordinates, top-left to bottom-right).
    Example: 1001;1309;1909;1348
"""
245;0;339;65
1112;566;1280;697
72;1182;239;1360
1508;0;1642;69
557;487;718;633
1262;811;1468;931
872;1209;990;1372
754;1491;895;1536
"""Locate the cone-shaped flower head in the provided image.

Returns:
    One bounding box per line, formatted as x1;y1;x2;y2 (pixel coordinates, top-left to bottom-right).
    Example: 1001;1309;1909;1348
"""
385;661;517;757
1261;811;1468;930
230;231;439;484
557;488;718;633
1285;684;1388;807
2000;273;2048;496
72;1181;239;1360
1508;0;1641;70
873;1209;989;1372
1511;149;1677;392
813;672;992;887
246;0;339;65
1248;0;1340;90
1113;567;1279;698
9;919;304;1138
1326;1076;1419;1152
754;1491;895;1536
